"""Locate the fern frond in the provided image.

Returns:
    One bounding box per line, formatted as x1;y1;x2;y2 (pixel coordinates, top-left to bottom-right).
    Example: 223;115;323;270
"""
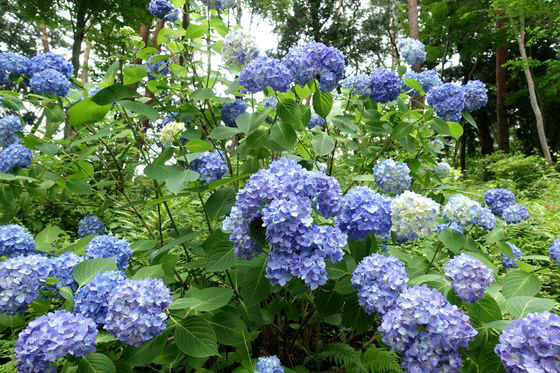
361;347;403;373
315;343;367;372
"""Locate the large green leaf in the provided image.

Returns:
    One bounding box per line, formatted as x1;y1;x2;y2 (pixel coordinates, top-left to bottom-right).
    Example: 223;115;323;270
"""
208;311;249;346
168;287;234;312
68;99;111;126
505;296;555;318
78;353;116;373
269;121;297;150
186;139;213;152
502;270;541;298
35;225;63;252
123;333;167;365
174;316;218;357
205;187;236;220
468;294;502;326
208;126;242;140
73;258;117;287
239;256;271;307
91;85;138;105
447;121;464;139
438;228;467;254
311;132;335;156
203;230;235;273
123;65;148;85
312;91;333;118
277;99;301;126
119;100;159;120
165;168;199;194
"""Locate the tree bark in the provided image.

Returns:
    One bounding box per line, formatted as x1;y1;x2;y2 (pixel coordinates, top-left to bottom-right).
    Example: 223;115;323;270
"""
38;21;49;52
496;12;509;152
478;111;494;155
71;2;87;77
407;0;421;73
80;38;91;83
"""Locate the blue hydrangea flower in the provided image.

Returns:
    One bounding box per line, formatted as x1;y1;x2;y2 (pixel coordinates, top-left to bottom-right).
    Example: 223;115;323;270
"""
338;186;392;240
484;188;516;216
307;113;325;129
190;151;228;184
0;53;30;84
501;242;522;269
401;71;420;96
501;204;529;224
29;68;71;97
313;43;345;92
341;74;370;96
444;253;495;303
221;99;246;127
0;143;32;173
426;83;465;122
148;0;178;21
28;52;73;78
369;68;401;103
16;310;97;373
391;191;440;240
75;271;126;324
255;355;285;373
417;70;442;93
475;207;497;231
0;116;23;148
148;55;170;79
104;278;170;346
437;222;464;233
0;254;52;315
442;194;482;226
550;239;560;264
263;96;278;108
402;339;463;373
78;215;106;237
398;37;426;66
373;159;412;196
85;234;131;270
282;45;319;87
222;29;259;66
239;56;292;93
495;312;560;373
434;161;451;179
352;254;408;315
0;224;36;257
462;80;488;112
48;253;84;291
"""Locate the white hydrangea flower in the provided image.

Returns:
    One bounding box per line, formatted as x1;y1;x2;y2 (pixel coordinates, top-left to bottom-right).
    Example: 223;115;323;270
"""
222;29;259;67
391;191;440;240
160;121;185;145
442;194;482;226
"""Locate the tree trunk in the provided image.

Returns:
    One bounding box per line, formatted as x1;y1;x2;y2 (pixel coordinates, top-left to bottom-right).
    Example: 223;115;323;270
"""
515;16;553;164
80;38;91;83
407;0;421;73
478;110;494;155
38;21;49;52
496;12;509;152
71;3;87;77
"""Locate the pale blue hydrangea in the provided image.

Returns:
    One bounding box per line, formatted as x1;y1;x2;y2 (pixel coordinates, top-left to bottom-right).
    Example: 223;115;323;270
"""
148;55;170;79
255;355;285;373
263;96;278;108
190;151;228;184
369;68;401;103
16;310;97;373
475;207;497;231
495;312;560;373
352;254;408;315
85;234;131;270
221;99;246;127
222;29;259;66
442;194;482;226
484;188;516;216
78;215;106;237
75;271;126;324
501;242;522;269
0;224;36;257
48;253;84;291
0;53;30;84
373;159;412;196
0;254;52;315
0;143;32;173
0;116;22;148
239;56;292;93
104;278;170;346
550;239;560;264
341;74;370;96
417;70;442;93
307;113;325;129
437;222;464;233
338;186;392;240
282;45;318;87
28;52;73;78
501;204;529;224
434;161;452;179
462;80;488;112
431;138;445;153
391;191;440;240
402;339;463;373
426;83;465;122
148;0;178;21
29;68;71;97
398;37;426;66
444;253;495;303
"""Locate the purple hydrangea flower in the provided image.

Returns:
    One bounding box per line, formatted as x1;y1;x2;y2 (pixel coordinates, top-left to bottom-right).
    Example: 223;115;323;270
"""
352;253;408;315
78;215;106;237
239;56;292;93
148;0;178;21
29;68;71;97
426;83;465;122
255;355;285;373
0;115;23;148
48;253;84;291
391;191;440;240
484;188;516;216
0;52;30;84
462;80;488;112
282;45;319;87
104;278;170;346
398;37;426;66
0;143;32;173
373;159;412;196
16;310;97;373
501;204;529;224
28;52;73;78
475;207;497;231
402;339;463;373
442;194;482;226
85;234;132;270
0;224;36;257
550;238;560;264
434;161;451;179
501;242;522;269
190;151;228;184
444;253;495;303
307;113;325;129
75;271;126;324
369;68;401;103
341;74;370;97
222;29;259;66
221;99;246;127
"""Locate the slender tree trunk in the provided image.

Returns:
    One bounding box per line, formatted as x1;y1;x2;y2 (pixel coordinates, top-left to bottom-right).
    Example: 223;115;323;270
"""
80;38;92;83
496;12;509;152
478;111;494;155
71;4;87;76
152;20;165;49
407;0;421;73
38;21;49;52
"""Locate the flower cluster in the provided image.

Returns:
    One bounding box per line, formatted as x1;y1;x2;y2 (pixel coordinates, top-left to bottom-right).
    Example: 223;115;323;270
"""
160;121;185;145
0;143;32;174
484;188;516;216
402;70;442;96
104;278;170;346
341;74;370;97
221;99;246;127
28;52;73;78
501;242;522;269
48;253;84;291
148;55;170;79
352;253;408;315
426;83;465;122
0;224;36;257
263;96;278;108
373;159;412;196
29;68;72;96
495;312;560;373
391;191;440;240
148;0;178;21
442;194;482;226
444;253;495;303
501;204;529;224
369;68;401;103
462;80;488;112
190;151;228;184
398;37;426;66
75;271;126;323
222;29;259;66
380;285;477;372
0;254;52;315
78;215;106;237
438;222;464;233
239;56;292;93
338;186;392;240
16;310;97;373
85;234;132;270
0;116;22;148
550;239;560;264
307;113;325;129
282;45;318;87
475;207;497;231
255;355;285;373
434;161;451;178
0;52;30;84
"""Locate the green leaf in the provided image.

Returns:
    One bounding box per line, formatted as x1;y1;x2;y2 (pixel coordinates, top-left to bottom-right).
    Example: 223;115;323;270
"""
315;287;344;316
447;121;464;139
208;126;242;140
68;99;111;127
342;293;376;333
403;77;424;95
169;287;233;312
123;333;167;365
205;187;236;220
408;273;448;286
185;24;207;39
209;311;248;346
438;228;466;254
131;264;164;280
312;91;333;118
269;121;297;150
119;100;159;120
78;353;116;373
502;270;541;298
505;296;555;318
331;115;359;135
311;132;335;156
123;65;147;85
240;256;271;307
203;230;235;273
462;112;478;129
66;179;92;195
277;99;301;127
186;139;213;152
73;258;117;287
468;294;502;326
91;85;138;105
174;315;218;357
36;143;59;155
0;313;26;328
191;88;214;101
35;225;63;252
165;169;199;194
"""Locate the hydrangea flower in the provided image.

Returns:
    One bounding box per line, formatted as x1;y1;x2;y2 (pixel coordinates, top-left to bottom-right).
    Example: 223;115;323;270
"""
484;188;516;216
426;83;465;122
341;74;370;96
442;194;482;226
0;224;36;257
148;0;178;21
255;355;285;373
222;29;259;66
550;239;560;264
78;215;106;237
462;80;488;112
0;254;52;315
444;253;495;303
85;234;132;270
495;312;560;373
307;113;325;129
338;186;392;240
373;159;412;196
75;271;126;323
391;191;440;240
352;253;408;315
0;143;32;174
48;253;84;291
282;45;318;87
0;52;30;84
417;70;442;93
148;54;170;79
190;151;228;184
501;242;522;269
501;204;529;224
239;56;292;93
434;161;451;179
160;121;185;145
0;116;22;148
28;52;73;78
16;310;97;373
369;68;401;103
401;71;420;96
398;37;426;66
401;339;463;373
475;207;497;231
104;278;170;346
263;96;278;108
221;99;246;127
29;68;71;97
437;222;464;233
